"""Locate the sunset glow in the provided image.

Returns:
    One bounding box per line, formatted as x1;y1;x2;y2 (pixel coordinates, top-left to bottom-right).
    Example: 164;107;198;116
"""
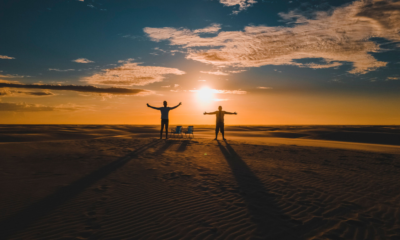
2;2;400;239
0;0;399;124
196;87;215;103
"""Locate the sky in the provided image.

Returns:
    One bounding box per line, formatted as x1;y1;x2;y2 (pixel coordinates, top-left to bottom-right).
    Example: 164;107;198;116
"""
0;0;399;125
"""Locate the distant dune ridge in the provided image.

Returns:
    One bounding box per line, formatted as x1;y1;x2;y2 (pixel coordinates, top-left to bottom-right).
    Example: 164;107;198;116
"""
0;125;399;239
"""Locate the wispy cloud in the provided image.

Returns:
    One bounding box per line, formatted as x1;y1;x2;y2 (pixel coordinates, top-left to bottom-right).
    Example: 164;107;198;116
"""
193;23;221;33
257;86;272;89
219;0;257;14
84;59;185;86
200;70;229;76
72;58;94;63
229;70;246;74
214;89;246;94
145;0;400;74
0;101;86;112
0;88;54;97
118;58;135;63
0;55;15;59
0;74;29;78
0;82;151;95
0;102;54;112
387;77;400;81
48;68;75;72
190;89;246;94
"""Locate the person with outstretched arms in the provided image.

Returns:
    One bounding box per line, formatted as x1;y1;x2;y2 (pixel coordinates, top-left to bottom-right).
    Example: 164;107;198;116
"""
147;101;181;139
204;106;237;140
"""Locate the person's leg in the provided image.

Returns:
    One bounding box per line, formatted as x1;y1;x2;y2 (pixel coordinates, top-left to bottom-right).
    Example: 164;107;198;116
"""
165;120;169;139
221;123;225;140
215;123;219;140
160;120;165;139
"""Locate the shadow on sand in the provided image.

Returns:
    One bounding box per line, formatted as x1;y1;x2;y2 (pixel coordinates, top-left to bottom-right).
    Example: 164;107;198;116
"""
177;140;191;152
152;140;175;155
0;140;161;239
217;140;301;239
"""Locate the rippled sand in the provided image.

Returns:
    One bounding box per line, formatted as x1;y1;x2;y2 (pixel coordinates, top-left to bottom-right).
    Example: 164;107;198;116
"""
1;125;400;239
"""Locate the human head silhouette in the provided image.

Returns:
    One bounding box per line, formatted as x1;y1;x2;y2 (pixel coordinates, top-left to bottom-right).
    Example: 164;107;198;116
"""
163;101;167;107
218;106;222;111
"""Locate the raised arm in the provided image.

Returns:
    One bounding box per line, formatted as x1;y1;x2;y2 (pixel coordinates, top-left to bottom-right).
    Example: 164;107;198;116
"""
224;111;237;115
170;102;182;110
204;111;217;115
147;103;160;110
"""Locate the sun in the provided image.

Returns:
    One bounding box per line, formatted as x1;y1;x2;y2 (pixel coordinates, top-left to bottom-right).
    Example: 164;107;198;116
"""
197;86;214;102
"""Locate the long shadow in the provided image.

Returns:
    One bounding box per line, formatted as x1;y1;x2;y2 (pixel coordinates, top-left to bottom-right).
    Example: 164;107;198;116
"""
176;140;190;152
153;140;177;155
217;140;301;239
0;140;160;239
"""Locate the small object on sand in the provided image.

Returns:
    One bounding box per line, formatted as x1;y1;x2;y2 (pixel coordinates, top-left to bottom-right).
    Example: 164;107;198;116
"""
204;153;207;155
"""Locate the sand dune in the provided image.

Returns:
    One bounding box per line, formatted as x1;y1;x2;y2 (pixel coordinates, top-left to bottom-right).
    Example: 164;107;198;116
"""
0;125;399;239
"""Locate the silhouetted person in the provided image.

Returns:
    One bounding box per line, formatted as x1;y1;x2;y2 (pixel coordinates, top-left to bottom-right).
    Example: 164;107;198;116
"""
204;106;237;140
147;101;181;139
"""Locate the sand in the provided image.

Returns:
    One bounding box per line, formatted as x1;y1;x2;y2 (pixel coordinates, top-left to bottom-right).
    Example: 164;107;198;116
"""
0;125;400;240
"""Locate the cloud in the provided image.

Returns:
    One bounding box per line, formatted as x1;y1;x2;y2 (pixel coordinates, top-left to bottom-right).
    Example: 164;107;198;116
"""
0;101;85;112
300;62;343;69
0;79;20;84
214;99;229;101
200;70;229;75
0;82;151;95
0;74;29;78
118;58;135;63
228;70;246;73
145;0;400;74
387;77;400;81
0;55;15;59
25;91;54;96
84;61;185;86
161;85;171;88
48;68;75;72
72;58;94;63
193;24;221;33
257;86;272;89
153;47;167;53
214;89;247;94
201;69;246;75
0;88;54;97
0;102;54;112
190;89;247;94
219;0;257;14
174;84;179;88
170;49;185;55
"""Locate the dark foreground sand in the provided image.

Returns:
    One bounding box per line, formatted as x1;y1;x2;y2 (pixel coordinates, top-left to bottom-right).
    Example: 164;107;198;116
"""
1;125;400;240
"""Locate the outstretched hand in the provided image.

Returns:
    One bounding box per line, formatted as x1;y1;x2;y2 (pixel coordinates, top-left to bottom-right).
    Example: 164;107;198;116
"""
146;103;150;107
234;112;237;115
203;112;206;115
179;102;182;105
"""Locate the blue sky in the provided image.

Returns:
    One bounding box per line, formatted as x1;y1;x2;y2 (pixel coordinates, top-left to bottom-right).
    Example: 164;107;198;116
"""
0;0;399;124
